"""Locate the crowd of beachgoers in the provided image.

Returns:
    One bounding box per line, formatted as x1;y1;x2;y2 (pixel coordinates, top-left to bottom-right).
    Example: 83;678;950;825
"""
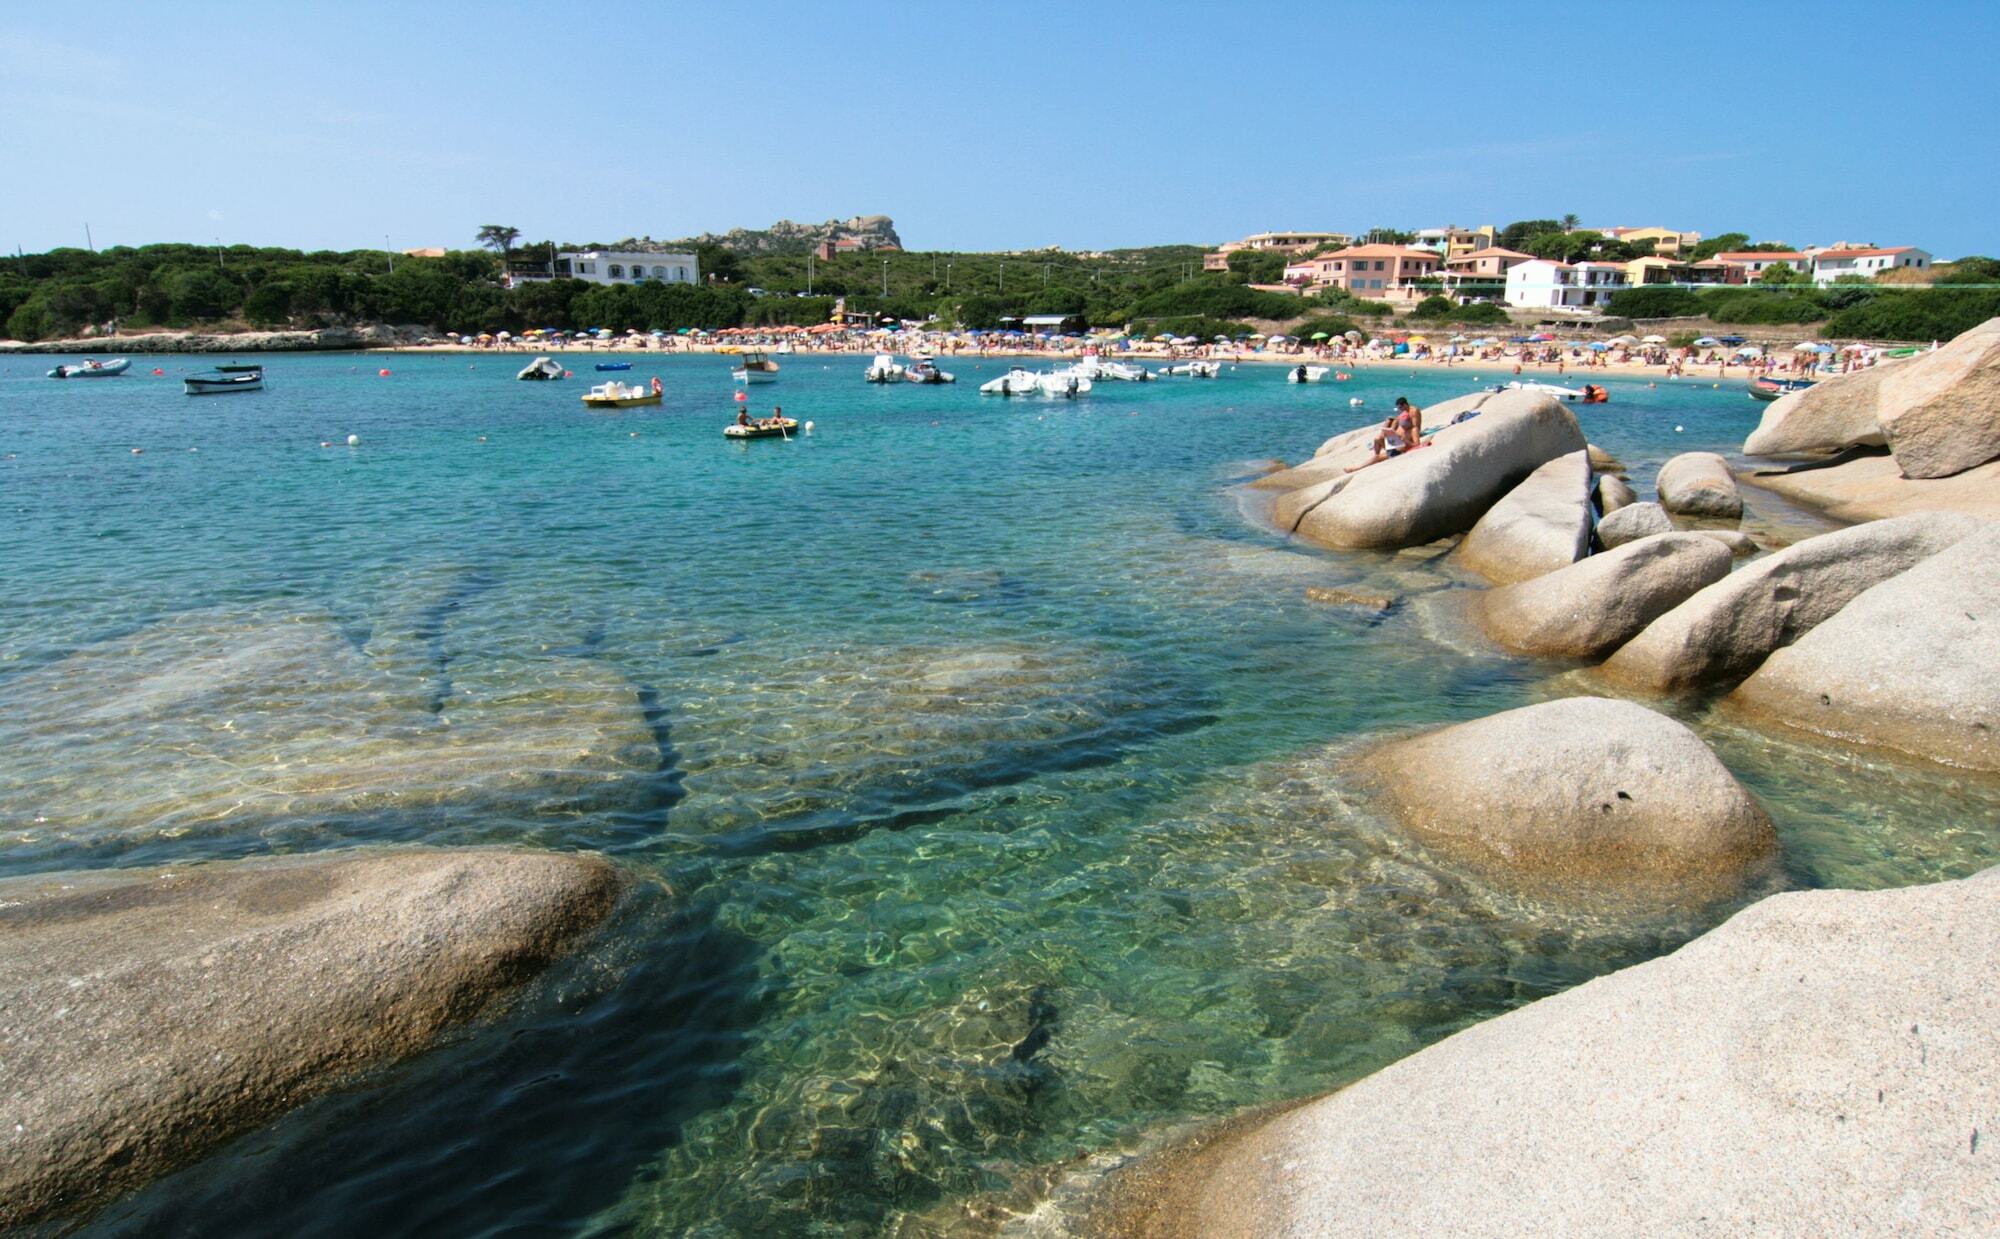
394;324;1911;382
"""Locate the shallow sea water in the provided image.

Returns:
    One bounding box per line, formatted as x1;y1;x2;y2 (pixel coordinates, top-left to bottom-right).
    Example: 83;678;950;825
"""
3;351;1994;1236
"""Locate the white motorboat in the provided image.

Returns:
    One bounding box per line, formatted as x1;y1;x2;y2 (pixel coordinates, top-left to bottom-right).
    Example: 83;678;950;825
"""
1036;372;1091;397
864;353;905;383
904;359;955;384
731;350;780;384
48;357;130;379
184;367;263;395
979;368;1042;395
1492;380;1608;403
1285;364;1331;384
517;356;565;380
1094;359;1151;381
1161;360;1222;378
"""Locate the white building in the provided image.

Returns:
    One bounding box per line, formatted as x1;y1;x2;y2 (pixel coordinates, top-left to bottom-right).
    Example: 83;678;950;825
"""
1504;258;1629;310
1808;246;1931;285
508;249;700;287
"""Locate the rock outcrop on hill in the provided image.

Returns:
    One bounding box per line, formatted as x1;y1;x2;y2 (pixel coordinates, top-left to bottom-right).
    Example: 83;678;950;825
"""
1602;512;1989;692
1475;533;1732;660
1729;525;2000;770
673;214;901;255
0;847;624;1228
1360;697;1774;898
1091;864;2000;1238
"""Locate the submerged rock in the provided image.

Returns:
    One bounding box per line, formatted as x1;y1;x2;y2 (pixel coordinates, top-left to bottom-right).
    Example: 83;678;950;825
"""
1457;450;1594;585
1594;499;1673;548
1361;697;1774;898
1474;534;1732;660
0;847;623;1228
0;607;659;846
1305;586;1397;611
1655;451;1744;519
1603;512;1989;692
1093;864;2000;1238
1729;525;2000;770
1876;317;2000;478
1286;392;1585;551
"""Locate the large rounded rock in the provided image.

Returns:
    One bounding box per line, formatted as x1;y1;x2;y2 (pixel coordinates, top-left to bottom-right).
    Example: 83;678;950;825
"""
1594;499;1673;548
0;847;623;1228
1603;512;1989;692
1742;363;1899;458
1458;450;1594;584
1877;317;2000;478
1475;534;1732;660
1362;697;1775;894
1729;525;2000;770
1288;392;1586;550
1594;472;1636;513
1095;864;2000;1238
1656;451;1744;519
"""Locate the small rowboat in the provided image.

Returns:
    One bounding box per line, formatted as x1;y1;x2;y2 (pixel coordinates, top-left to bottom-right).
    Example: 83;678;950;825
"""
731;351;780;384
595;361;632;371
581;380;661;408
1749;377;1815;402
48;357;130;378
185;370;264;395
724;417;798;440
214;362;264;374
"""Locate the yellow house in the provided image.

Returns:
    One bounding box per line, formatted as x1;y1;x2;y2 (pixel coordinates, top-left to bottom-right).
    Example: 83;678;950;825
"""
1605;227;1702;258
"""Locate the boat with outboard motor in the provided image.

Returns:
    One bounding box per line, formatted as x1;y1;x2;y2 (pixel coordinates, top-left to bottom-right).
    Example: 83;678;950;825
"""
1286;364;1331;384
48;357;130;379
904;359;955;384
184;363;263;394
865;353;905;383
517;356;565;380
1749;376;1815;402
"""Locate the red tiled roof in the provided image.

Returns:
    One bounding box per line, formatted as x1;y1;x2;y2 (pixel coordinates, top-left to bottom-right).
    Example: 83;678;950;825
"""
1816;247;1917;259
1328;244;1439;259
1714;251;1808;263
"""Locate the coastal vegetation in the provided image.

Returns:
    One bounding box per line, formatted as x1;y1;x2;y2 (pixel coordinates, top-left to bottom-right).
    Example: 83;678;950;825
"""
1605;276;2000;338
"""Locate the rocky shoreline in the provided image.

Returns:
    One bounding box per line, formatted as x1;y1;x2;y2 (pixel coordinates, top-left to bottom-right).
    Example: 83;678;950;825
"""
0;324;426;354
1051;317;2000;1235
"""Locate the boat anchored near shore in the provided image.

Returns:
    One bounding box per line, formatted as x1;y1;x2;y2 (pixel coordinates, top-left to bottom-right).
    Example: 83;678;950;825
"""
184;363;264;395
581;378;663;408
48;357;129;379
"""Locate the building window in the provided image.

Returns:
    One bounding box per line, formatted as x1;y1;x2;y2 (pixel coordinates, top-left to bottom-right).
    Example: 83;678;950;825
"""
1373;261;1385;271
653;266;666;278
578;262;595;274
608;264;623;278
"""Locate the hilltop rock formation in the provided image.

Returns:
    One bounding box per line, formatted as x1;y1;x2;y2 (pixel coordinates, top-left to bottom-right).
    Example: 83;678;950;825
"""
0;847;624;1228
1360;697;1774;897
1474;533;1732;660
1602;512;1989;692
1091;864;2000;1238
674;214;901;255
1457;450;1594;584
1729;525;2000;770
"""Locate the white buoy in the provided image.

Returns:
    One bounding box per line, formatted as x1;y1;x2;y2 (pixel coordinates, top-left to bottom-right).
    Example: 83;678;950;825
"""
346;434;360;447
803;421;814;432
1674;425;1685;433
1349;397;1364;407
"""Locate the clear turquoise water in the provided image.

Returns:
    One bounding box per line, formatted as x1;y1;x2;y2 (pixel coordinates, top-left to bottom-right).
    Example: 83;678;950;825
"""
4;352;1996;1236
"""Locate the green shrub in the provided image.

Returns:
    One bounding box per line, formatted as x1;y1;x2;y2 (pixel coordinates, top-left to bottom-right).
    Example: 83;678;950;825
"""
1825;288;2000;341
1606;286;1701;318
1697;288;1827;325
1409;295;1455;319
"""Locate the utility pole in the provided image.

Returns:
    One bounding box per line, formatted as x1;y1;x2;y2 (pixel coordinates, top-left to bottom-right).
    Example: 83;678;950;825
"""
946;259;953;291
385;234;394;274
84;222;94;252
807;251;814;295
999;261;1005;293
216;237;224;269
1043;263;1050;287
881;258;888;296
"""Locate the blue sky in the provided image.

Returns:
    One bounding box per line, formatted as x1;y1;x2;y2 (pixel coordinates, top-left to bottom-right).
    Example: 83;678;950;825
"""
5;0;1993;257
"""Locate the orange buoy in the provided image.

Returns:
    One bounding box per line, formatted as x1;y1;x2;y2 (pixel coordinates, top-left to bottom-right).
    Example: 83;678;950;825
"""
378;368;391;377
152;367;164;376
733;391;748;403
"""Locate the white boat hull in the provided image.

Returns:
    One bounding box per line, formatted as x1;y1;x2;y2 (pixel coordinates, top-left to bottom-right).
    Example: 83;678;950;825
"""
733;368;779;384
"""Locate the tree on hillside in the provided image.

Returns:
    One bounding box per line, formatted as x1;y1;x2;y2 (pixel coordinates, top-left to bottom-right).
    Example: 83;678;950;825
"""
475;225;521;259
1561;213;1580;233
1758;263;1808;286
1498;219;1563;251
1226;248;1287;283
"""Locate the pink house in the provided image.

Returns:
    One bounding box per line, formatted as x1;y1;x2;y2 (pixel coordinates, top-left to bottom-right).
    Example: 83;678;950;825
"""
1284;244;1441;299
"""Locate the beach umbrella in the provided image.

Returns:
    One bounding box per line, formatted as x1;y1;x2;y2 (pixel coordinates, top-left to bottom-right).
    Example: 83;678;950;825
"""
1530;332;1555;342
1608;334;1638;345
495;330;512;339
445;331;460;339
1841;342;1872;352
1213;334;1230;341
1345;330;1364;342
1641;334;1666;344
1309;332;1329;340
1586;342;1609;351
1248;332;1266;339
1694;336;1720;346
